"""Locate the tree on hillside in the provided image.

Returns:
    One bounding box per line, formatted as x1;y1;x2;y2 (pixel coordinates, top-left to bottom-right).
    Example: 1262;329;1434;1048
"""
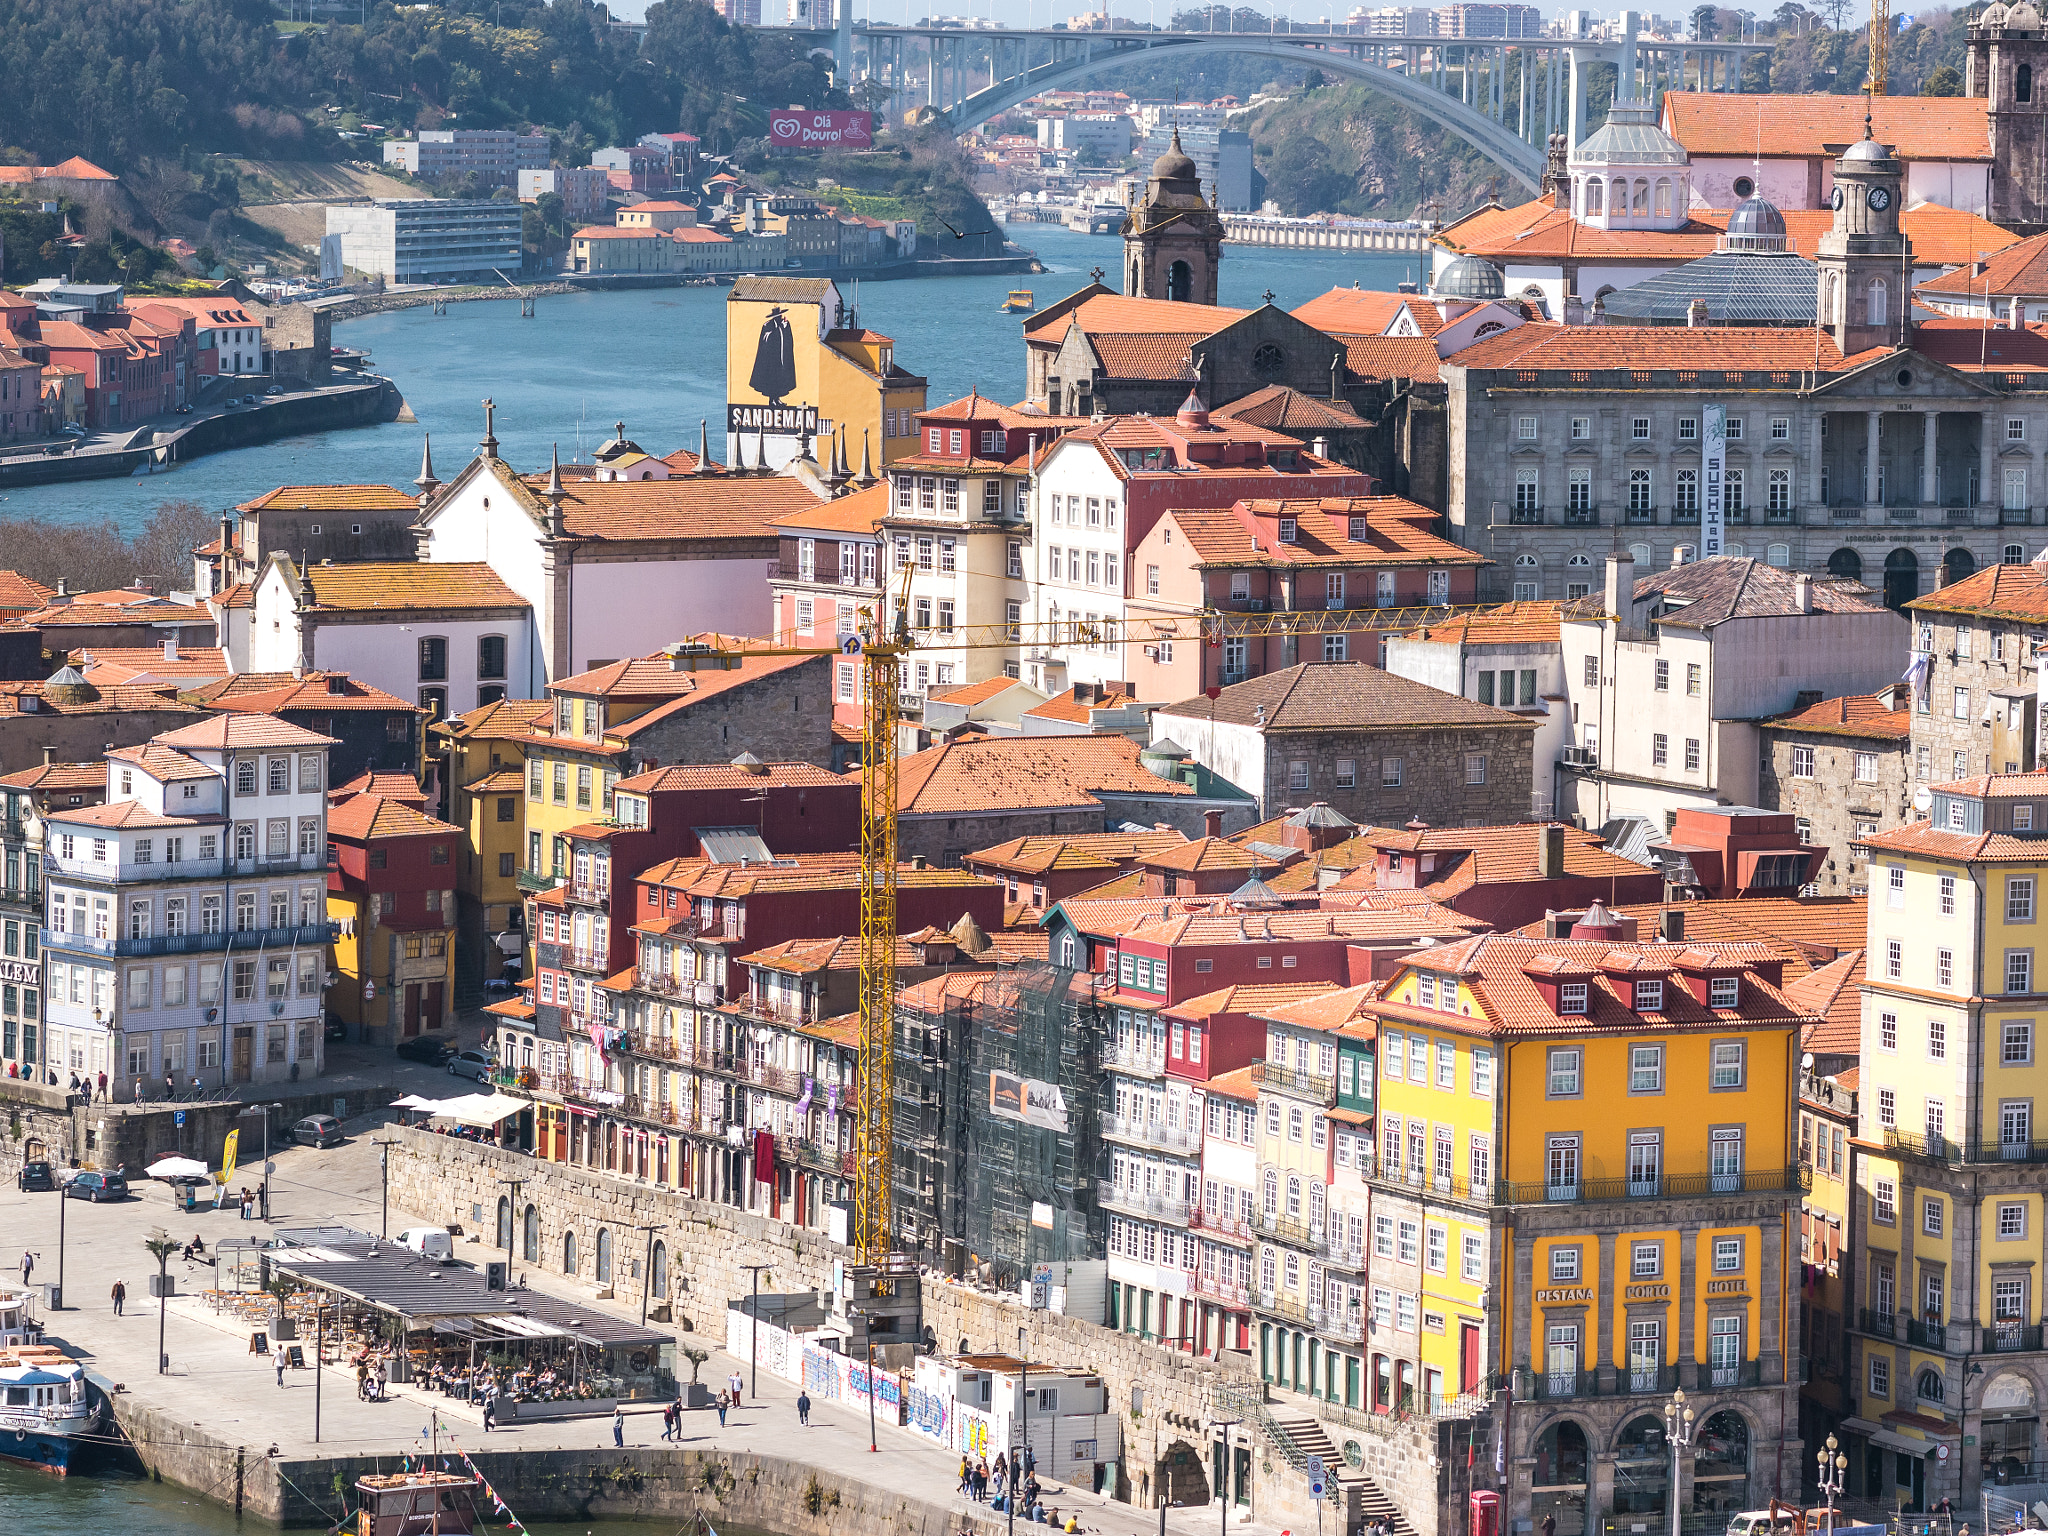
1923;62;1963;94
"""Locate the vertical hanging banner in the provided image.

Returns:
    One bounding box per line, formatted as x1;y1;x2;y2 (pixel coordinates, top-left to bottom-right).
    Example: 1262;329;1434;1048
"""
1701;402;1726;559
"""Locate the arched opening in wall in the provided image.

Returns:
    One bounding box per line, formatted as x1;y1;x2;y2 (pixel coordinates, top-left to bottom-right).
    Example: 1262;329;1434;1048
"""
1884;547;1921;610
1613;1415;1671;1522
651;1240;668;1306
1156;1440;1210;1507
495;1196;511;1250
1980;1372;2037;1481
22;1139;43;1162
1633;178;1650;217
2023;63;2035;102
1655;178;1672;217
563;1229;578;1275
1167;260;1193;303
1586;178;1605;217
595;1227;613;1285
1531;1421;1590;1536
522;1204;539;1262
1828;548;1863;582
1693;1410;1750;1515
1917;1367;1947;1408
1942;547;1977;586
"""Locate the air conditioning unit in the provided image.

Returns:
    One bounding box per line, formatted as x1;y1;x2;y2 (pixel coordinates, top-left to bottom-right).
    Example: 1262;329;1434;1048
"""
1561;746;1598;767
1244;598;1270;613
1142;645;1159;661
484;1261;508;1292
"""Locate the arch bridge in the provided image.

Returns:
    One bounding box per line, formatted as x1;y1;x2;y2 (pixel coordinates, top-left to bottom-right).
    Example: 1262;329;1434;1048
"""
759;19;1765;193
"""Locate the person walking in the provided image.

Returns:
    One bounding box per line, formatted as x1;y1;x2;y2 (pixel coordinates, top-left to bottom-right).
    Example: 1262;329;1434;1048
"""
797;1389;811;1426
959;1454;972;1495
275;1353;286;1388
728;1369;743;1404
110;1279;125;1316
20;1250;32;1287
715;1389;729;1428
163;1071;174;1101
612;1406;625;1447
482;1394;495;1433
133;1079;143;1104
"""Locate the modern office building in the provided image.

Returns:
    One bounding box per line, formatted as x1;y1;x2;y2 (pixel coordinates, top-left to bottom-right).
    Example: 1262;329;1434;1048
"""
382;131;548;191
325;200;525;284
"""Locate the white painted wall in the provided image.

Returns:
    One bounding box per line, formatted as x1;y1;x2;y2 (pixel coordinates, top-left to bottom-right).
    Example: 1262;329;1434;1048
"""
1149;711;1267;806
564;559;770;676
1031;444;1131;693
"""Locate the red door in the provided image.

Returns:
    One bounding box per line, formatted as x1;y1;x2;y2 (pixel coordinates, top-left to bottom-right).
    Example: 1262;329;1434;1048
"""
402;984;423;1038
1461;1324;1482;1394
426;981;445;1032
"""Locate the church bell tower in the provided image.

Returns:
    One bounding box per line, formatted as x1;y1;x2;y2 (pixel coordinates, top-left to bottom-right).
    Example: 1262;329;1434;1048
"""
1121;128;1225;305
1814;122;1912;355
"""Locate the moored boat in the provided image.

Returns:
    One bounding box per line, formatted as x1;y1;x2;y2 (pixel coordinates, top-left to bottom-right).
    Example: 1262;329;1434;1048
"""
0;1287;100;1474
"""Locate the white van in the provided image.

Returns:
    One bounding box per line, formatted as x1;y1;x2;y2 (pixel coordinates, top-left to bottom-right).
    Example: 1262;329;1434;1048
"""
1725;1513;1802;1536
394;1227;454;1262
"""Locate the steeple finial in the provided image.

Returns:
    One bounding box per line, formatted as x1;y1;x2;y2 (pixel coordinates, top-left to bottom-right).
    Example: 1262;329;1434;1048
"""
857;428;875;486
480;398;498;458
694;417;711;474
546;442;564;500
414;434;440;499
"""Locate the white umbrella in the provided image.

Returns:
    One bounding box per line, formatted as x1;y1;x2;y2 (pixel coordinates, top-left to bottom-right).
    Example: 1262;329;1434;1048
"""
145;1155;210;1180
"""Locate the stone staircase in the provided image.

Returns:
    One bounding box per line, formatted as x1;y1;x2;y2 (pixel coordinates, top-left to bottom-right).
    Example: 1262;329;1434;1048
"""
1216;1384;1416;1536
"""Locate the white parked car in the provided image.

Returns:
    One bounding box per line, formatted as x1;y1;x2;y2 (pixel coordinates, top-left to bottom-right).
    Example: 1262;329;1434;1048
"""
394;1227;454;1261
446;1049;493;1081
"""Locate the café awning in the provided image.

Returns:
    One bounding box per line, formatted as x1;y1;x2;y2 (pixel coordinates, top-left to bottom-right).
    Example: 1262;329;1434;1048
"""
436;1092;529;1127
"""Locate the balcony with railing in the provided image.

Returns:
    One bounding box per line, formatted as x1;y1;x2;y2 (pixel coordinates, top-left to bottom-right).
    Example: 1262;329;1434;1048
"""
1985;1322;2045;1353
1101;1038;1167;1076
1252;1208;1323;1249
565;878;612;906
731;991;815;1029
1251;1059;1335;1105
44;921;337;959
1499;1164;1807;1206
1363;1149;1489;1205
1098;1179;1191;1224
1190;1272;1250;1309
1310;1304;1366;1344
515;867;560;894
1705;1359;1760;1390
565;945;608;971
1190;1205;1253;1241
1102;1111;1201;1154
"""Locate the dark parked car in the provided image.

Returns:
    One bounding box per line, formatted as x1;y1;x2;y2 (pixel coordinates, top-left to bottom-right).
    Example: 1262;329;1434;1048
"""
16;1160;56;1192
395;1035;454;1065
64;1171;129;1202
292;1115;343;1148
325;1016;347;1043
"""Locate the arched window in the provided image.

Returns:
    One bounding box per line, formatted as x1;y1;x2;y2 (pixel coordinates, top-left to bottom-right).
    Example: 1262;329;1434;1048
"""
1767;543;1791;567
1567;552;1592;569
1629;543;1653;566
1285;1173;1303;1216
496;1196;511;1250
1725;543;1746;559
595;1227;613;1284
1515;552;1540;568
1587;178;1605;216
563;1229;578;1274
522;1204;539;1262
1868;278;1889;327
1733;175;1755;199
1263;1168;1279;1214
1654;178;1672;217
1918;1367;1946;1404
1633;178;1650;216
651;1240;668;1302
2022;63;2035;102
1828;548;1863;582
1167;260;1193;303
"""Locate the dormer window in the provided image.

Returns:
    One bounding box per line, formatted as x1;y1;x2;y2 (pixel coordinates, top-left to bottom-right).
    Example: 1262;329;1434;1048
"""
1710;976;1740;1008
1277;517;1298;543
1558;982;1588;1015
1348;516;1366;541
1634;979;1665;1012
927;428;942;454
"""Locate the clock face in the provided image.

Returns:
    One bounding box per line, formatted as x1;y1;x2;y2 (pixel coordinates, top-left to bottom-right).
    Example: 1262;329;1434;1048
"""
1868;185;1892;212
1830;185;1844;211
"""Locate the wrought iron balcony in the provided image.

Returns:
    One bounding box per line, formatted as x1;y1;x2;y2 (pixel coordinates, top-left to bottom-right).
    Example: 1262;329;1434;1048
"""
1250;1059;1335;1104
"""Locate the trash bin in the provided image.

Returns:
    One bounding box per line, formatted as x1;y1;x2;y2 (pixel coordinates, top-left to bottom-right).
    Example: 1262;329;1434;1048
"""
149;1274;176;1299
41;1281;61;1311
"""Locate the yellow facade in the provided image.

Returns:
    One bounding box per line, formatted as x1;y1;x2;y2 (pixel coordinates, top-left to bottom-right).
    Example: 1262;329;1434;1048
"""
725;279;925;469
436;699;548;985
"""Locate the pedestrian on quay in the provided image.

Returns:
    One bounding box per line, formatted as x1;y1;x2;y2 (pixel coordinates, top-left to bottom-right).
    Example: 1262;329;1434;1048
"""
164;1071;174;1101
20;1250;33;1286
797;1389;811;1426
482;1395;495;1433
275;1353;286;1388
716;1389;729;1428
97;1071;106;1099
612;1406;625;1447
959;1454;972;1495
134;1079;143;1104
728;1369;743;1404
995;1452;1009;1496
110;1279;125;1316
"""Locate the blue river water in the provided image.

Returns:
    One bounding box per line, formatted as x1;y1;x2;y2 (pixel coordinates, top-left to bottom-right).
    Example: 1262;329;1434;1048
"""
0;225;1418;529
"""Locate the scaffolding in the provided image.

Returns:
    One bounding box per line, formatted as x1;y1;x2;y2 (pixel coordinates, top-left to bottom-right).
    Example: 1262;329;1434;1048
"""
892;961;1106;1287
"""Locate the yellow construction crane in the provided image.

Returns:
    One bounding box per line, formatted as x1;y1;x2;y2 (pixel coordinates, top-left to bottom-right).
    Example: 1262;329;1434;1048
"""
1868;0;1891;96
678;597;1496;1265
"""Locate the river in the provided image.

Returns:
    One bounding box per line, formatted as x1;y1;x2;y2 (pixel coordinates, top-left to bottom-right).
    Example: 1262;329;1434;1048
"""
0;226;1420;529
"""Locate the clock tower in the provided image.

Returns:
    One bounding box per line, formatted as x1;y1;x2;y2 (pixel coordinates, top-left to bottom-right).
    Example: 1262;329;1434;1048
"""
1814;121;1913;355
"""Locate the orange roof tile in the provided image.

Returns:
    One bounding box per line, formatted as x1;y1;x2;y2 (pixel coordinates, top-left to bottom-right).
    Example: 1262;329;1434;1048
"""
330;769;428;805
966;830;1189;874
47;799;206;830
1443;320;1852;371
0;572;54;611
326;792;459;842
105;743;211;780
1204;1064;1261;1103
154;714;338;751
1905;558;2048;618
1161;981;1341;1023
293;562;525;612
1339;335;1447;385
439;697;552;741
1787;948;1865;1055
1922;226;2048;296
614;761;845;793
1511;897;1867;975
1397;601;1563;647
765;479;888;535
1157;662;1530;733
1022;292;1249;341
204;674;417;715
895;735;1196;816
0;761;106;791
1662;90;1991;161
1023;687;1138;723
1211;385;1367;433
1248;982;1380;1033
1765;692;1911;741
1171;497;1488;572
23;601;208;629
503;466;825;543
235;484;417;514
1140;836;1268;874
73;646;232;680
928;675;1026;709
1289;288;1411;336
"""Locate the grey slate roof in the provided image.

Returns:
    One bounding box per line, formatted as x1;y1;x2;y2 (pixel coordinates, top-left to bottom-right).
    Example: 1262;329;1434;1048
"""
1598;251;1820;325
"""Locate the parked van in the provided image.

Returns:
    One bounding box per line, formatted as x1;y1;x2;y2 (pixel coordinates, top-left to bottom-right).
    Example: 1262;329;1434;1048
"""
395;1227;454;1261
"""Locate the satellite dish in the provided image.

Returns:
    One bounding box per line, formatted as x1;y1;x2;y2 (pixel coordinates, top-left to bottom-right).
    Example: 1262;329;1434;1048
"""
1801;1052;1815;1071
1913;786;1934;812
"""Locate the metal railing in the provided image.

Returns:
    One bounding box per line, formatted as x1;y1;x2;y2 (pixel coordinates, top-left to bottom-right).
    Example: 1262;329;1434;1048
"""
1857;1307;1897;1340
1310;1303;1366;1343
1102;1111;1201;1153
43;921;336;958
1985;1322;2045;1353
1190;1205;1253;1240
1098;1180;1191;1224
1495;1165;1807;1206
1252;1209;1323;1248
732;993;814;1028
1100;1039;1166;1074
1191;1273;1250;1308
1705;1360;1759;1389
1251;1059;1335;1104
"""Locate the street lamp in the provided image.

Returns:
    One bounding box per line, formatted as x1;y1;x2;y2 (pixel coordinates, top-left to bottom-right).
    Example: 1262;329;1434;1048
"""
1663;1388;1696;1536
1816;1433;1846;1536
849;1304;880;1452
1210;1417;1243;1536
1012;1323;1029;1536
371;1138;401;1237
740;1263;772;1397
238;1103;285;1220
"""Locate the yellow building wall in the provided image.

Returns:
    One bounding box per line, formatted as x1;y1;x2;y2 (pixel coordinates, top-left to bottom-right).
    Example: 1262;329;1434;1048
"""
726;288;926;467
328;890;368;1027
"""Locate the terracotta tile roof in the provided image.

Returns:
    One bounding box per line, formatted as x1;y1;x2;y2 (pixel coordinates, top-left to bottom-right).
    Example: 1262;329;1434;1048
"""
1905;558;2048;618
326;792;459;842
896;970;1006;1012
1055;893;1227;939
530;469;826;543
1324;823;1654;902
464;769;526;794
547;644;818;740
1371;932;1812;1038
1212;386;1367;434
966;830;1188;874
105;743;211;780
614;761;845;793
1155;662;1531;733
330;769;428;805
928;675;1024;708
1170;497;1488;571
72;647;232;682
210;583;255;611
154;714;339;751
234;484;417;515
1289;288;1411;336
1248;981;1380;1033
1204;1064;1260;1103
203;674;418;715
1397;601;1563;647
439;697;552;741
0;761;105;791
1908;317;2048;372
1921;227;2048;296
47;799;207;830
0;682;201;719
1926;768;2048;798
1794;205;2015;269
1513;896;1868;975
1022;292;1248;341
0;572;53;610
1765;692;1911;741
895;734;1195;815
765;480;888;535
738;930;1009;973
23;601;208;629
1443;319;1852;371
1787;948;1866;1055
1140;836;1268;874
1622;556;1888;626
70;586;176;606
1023;687;1138;723
1662;90;1991;161
293;562;526;613
1161;981;1342;1023
916;392;1092;432
1120;902;1482;949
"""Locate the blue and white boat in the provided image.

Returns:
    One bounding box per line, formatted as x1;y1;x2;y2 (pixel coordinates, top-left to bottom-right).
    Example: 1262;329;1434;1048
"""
0;1286;99;1474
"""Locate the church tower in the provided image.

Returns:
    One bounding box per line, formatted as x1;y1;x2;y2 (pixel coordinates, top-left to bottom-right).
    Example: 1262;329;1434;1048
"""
1121;128;1224;305
1970;4;2048;233
1814;123;1912;355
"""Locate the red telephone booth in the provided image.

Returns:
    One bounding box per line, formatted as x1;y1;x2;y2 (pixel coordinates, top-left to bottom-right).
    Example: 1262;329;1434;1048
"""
1470;1489;1501;1536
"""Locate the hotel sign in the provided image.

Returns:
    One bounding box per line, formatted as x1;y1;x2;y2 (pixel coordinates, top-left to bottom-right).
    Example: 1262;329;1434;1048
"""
0;958;39;986
1705;1277;1750;1297
1535;1286;1593;1304
1624;1284;1673;1302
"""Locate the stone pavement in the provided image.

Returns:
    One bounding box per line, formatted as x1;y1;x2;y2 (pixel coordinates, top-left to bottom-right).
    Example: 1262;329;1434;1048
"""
1;1080;1280;1536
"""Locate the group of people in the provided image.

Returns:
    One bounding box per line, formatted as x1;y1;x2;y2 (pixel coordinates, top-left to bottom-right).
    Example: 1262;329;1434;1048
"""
957;1449;1069;1528
352;1352;390;1403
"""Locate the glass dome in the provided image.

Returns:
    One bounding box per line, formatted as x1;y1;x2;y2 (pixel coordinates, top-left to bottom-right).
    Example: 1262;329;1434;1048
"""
1434;254;1505;300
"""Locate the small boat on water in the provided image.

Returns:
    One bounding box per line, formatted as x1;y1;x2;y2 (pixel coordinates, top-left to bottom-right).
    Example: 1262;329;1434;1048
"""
0;1286;100;1474
353;1469;483;1536
1001;289;1034;313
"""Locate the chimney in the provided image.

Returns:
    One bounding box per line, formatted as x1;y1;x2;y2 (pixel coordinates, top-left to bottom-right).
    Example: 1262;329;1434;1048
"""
1537;823;1565;880
1311;435;1330;459
41;746;54;767
1660;908;1686;943
1203;810;1223;839
51;578;70;605
911;854;927;870
162;634;178;663
1794;572;1814;614
1603;550;1634;622
1686;298;1709;328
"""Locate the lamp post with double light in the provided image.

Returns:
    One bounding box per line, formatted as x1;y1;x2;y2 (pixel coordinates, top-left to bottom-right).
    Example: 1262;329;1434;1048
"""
1816;1433;1846;1536
1663;1389;1696;1536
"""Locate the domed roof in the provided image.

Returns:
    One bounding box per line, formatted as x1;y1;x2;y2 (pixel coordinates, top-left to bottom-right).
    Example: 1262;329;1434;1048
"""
2011;0;2042;26
1841;135;1893;162
1568;102;1688;168
1984;0;2012;21
1722;194;1788;252
1434;253;1505;300
1151;128;1198;185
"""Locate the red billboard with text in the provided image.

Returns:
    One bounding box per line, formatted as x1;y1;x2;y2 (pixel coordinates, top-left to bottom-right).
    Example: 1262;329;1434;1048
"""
769;110;873;152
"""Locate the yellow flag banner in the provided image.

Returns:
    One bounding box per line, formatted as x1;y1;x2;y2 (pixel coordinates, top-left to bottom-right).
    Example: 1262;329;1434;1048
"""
221;1128;239;1185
